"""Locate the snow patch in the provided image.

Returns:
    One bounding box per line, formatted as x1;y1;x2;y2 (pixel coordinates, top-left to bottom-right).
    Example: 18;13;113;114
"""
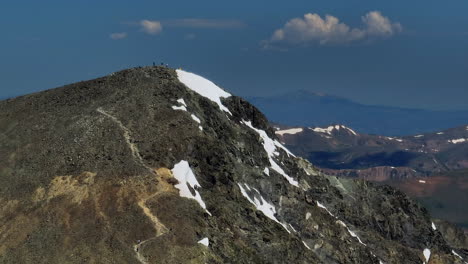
270;159;298;187
452;250;463;259
190;114;201;124
431;222;437;230
423;248;431;262
242;120;298;187
177;98;187;107
198;237;209;247
337;220;366;245
263;167;270;176
190;114;203;131
276;127;303;136
317;201;335;217
172;98;188;111
387;137;403;142
302;240;311;250
311;125;357;136
436;132;444;135
172;105;187;111
171;160;211;215
237;183;290;232
172;99;203;131
418;180;426;184
289;224;297;232
176;69;232;114
448;138;467;144
414;135;424;138
343;126;358;135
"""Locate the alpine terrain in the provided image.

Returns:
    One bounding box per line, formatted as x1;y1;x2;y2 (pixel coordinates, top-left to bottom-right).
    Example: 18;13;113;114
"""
1;66;467;264
275;124;468;230
274;124;468;179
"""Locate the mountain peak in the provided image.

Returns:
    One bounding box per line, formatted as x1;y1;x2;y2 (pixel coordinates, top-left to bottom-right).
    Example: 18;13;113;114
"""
0;67;465;263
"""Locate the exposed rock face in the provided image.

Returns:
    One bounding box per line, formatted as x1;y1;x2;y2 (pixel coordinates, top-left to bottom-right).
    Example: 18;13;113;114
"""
0;66;467;263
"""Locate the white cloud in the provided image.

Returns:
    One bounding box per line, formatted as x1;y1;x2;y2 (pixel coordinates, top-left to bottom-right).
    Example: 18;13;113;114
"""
140;20;162;35
362;11;402;37
265;11;402;47
109;32;127;40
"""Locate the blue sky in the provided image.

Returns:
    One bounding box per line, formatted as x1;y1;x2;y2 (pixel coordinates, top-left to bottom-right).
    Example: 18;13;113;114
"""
1;0;467;110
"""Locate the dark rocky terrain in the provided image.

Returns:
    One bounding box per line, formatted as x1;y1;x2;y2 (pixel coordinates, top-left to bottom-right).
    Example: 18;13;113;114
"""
1;66;467;263
248;90;468;136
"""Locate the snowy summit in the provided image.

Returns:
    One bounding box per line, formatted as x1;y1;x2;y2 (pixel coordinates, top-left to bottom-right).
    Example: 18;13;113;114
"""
176;69;232;114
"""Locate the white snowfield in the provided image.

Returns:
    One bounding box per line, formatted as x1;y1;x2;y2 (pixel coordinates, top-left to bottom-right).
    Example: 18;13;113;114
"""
310;125;357;136
171;160;211;216
275;127;303;136
448;138;467;144
414;135;424;138
176;69;232;114
242;120;298;187
431;222;437;230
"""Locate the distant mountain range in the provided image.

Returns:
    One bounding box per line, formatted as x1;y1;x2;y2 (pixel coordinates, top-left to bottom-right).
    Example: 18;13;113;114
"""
275;123;468;229
247;90;468;136
275;123;468;177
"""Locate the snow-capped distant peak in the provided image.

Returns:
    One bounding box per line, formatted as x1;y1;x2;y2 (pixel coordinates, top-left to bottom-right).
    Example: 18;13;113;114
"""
310;125;357;136
276;128;303;136
386;137;403;142
448;138;467;144
414;135;424;138
176;69;232;114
